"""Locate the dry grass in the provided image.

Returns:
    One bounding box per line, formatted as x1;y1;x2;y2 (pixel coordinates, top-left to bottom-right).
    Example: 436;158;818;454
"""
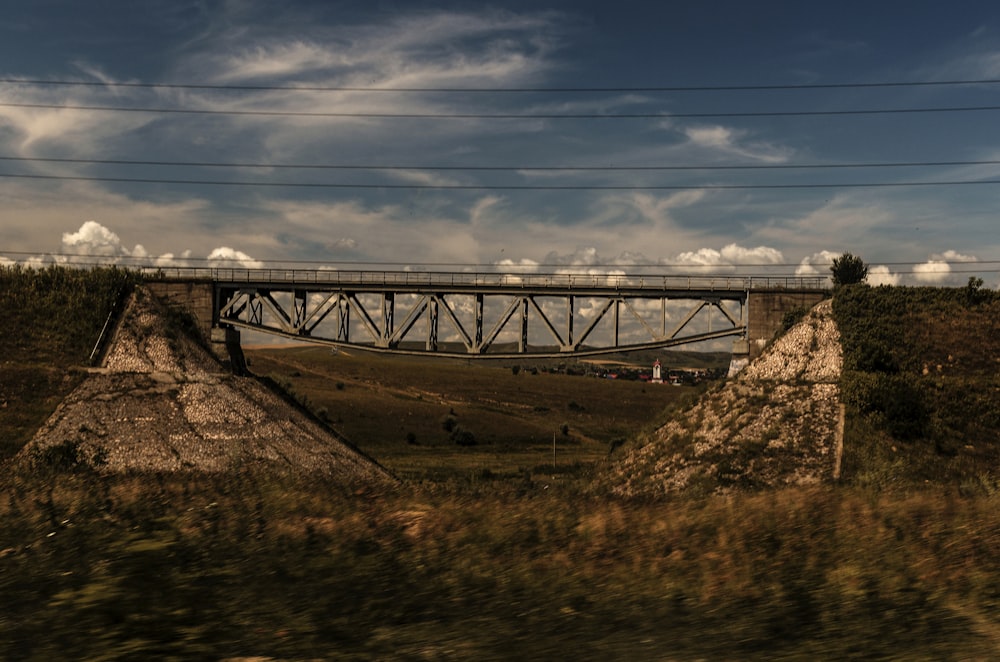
2;469;998;659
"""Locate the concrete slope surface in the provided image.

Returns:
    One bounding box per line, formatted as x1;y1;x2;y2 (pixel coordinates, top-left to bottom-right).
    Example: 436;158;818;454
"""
19;288;394;483
606;299;843;497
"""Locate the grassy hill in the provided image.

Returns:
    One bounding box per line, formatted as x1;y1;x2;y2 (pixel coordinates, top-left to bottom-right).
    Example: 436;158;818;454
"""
0;265;136;460
3;266;1000;659
834;281;1000;489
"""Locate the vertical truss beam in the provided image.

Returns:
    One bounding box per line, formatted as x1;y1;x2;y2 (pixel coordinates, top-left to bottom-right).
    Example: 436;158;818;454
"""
381;293;394;348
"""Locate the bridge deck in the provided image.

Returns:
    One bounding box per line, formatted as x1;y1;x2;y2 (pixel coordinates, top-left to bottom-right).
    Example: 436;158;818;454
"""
147;267;825;295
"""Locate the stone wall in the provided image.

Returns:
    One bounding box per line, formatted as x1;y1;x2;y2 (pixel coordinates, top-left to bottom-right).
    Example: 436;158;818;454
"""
747;291;828;358
144;280;215;341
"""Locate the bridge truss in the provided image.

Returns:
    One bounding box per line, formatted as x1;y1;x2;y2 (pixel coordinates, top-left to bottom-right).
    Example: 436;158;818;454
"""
205;270;782;359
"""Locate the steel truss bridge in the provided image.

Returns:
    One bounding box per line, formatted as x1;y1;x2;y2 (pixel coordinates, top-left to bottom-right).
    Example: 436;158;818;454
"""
151;268;827;359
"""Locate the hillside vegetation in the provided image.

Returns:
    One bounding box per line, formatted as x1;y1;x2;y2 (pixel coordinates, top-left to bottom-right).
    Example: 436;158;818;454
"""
3;266;1000;659
834;281;1000;489
0;265;136;460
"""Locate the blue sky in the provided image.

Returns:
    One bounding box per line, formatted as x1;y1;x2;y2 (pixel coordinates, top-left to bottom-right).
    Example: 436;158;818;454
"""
3;0;1000;285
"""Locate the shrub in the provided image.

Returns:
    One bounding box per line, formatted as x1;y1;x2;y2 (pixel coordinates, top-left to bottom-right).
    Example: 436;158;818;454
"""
33;439;82;471
451;427;476;446
842;371;928;440
963;276;988;307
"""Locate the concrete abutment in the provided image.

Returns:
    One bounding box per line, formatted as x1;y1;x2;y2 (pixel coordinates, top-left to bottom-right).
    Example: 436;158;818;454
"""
145;280;246;374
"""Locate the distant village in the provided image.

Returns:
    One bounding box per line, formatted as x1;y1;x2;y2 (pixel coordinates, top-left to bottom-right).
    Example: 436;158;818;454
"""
516;359;726;385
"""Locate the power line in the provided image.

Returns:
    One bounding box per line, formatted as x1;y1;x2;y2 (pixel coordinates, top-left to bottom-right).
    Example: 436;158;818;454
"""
5;155;1000;172
4;101;1000;119
4;250;1000;271
3;171;1000;190
4;77;1000;93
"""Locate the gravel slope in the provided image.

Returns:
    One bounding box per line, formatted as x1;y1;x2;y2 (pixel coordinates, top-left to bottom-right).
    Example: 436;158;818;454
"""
605;299;843;497
19;288;394;483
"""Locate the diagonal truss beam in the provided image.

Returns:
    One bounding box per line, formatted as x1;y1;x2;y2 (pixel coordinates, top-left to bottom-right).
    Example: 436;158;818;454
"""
215;282;750;358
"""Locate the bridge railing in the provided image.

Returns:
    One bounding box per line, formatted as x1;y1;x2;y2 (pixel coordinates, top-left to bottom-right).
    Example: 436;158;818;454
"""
142;266;827;291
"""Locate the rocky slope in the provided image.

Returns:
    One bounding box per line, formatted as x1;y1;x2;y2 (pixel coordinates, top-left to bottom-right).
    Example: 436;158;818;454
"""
605;299;843;497
18;288;394;483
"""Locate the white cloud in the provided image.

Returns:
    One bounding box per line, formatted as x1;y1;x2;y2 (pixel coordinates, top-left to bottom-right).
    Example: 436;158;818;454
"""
934;250;977;263
199;9;561;91
52;221;263;269
61;221;130;258
206;247;264;269
795;250;840;277
868;265;901;286
470;195;505;227
673;243;784;268
328;238;358;251
908;251;981;284
626;190;708;225
495;258;540;273
913;260;951;283
683;125;792;163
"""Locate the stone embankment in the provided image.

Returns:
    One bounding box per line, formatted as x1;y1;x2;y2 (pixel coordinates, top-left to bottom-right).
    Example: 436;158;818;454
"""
606;299;843;497
19;288;394;483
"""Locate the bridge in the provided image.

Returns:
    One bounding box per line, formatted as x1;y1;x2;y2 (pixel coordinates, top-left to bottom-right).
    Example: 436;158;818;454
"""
144;268;828;368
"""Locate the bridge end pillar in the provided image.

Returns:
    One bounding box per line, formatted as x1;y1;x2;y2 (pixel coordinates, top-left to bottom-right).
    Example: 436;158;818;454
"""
727;338;750;377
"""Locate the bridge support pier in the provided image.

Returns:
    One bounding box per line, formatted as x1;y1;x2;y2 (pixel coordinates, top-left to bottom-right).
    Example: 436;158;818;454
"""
211;326;248;375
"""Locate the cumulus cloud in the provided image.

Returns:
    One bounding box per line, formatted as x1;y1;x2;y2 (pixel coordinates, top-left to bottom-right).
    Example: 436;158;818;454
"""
867;265;901;286
49;221;263;269
794;250;840;277
61;221;140;261
911;251;980;284
495;258;540;273
206;247;264;269
933;250;977;263
913;260;952;283
673;243;784;268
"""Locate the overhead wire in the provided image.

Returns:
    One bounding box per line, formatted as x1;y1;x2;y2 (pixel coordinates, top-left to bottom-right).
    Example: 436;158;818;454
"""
4;101;1000;119
3;250;1000;272
2;171;1000;190
4;155;1000;172
3;76;1000;192
3;77;1000;92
